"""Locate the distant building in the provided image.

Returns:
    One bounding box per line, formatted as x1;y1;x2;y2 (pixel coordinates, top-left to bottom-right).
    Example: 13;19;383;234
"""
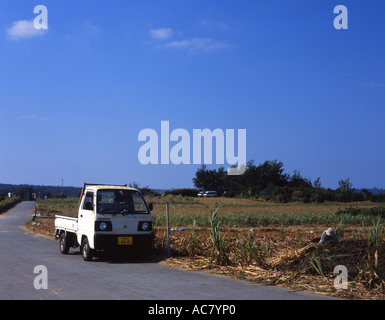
19;187;33;201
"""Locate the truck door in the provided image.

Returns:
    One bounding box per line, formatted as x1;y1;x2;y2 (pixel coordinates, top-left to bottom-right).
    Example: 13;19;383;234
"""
78;191;95;244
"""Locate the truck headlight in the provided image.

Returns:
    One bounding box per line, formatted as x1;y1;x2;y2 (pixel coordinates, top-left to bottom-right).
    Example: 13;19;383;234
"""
138;221;152;231
95;221;112;231
141;222;150;231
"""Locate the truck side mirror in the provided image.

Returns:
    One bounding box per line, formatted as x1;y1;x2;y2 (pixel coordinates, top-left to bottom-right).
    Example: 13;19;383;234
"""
149;203;153;211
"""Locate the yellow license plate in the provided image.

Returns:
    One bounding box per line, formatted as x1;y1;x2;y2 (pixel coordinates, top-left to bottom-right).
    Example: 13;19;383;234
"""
118;236;133;245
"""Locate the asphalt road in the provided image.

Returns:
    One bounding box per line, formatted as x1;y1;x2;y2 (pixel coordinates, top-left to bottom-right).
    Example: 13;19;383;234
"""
0;201;336;300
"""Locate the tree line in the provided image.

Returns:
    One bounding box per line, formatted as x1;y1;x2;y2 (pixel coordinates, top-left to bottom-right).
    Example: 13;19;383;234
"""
192;160;385;203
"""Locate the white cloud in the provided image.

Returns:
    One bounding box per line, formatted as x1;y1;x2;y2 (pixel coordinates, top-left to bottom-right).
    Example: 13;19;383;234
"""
6;20;47;40
366;81;385;88
200;21;230;31
20;115;38;120
164;39;190;48
165;38;229;52
83;21;100;36
358;81;385;88
64;21;99;41
149;28;174;40
148;27;229;52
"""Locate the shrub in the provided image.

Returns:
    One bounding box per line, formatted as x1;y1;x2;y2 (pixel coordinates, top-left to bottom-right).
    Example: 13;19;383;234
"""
163;188;200;197
336;206;385;219
0;196;22;214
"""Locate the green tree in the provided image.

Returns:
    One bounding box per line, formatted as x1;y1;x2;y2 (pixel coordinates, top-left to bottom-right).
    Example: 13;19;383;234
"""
192;165;227;192
290;170;312;188
338;178;352;191
313;177;321;188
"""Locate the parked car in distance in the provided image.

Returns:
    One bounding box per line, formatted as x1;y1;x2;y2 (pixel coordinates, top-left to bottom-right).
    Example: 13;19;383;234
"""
197;191;205;197
203;191;217;197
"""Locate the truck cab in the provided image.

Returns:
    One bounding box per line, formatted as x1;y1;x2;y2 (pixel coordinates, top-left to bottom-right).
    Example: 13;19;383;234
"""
55;183;153;261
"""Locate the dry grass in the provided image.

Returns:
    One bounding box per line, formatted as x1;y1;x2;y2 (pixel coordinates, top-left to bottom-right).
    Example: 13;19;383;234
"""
155;226;385;300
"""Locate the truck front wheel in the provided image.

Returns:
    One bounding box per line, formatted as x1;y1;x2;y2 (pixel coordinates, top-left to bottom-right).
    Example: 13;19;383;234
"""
59;232;70;254
81;237;94;261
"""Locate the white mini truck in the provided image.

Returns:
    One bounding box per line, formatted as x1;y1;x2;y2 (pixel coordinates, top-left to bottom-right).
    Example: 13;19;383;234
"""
55;183;153;261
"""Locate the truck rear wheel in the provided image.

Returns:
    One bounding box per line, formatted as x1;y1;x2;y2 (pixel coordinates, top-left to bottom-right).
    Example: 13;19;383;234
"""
59;232;70;254
81;237;94;261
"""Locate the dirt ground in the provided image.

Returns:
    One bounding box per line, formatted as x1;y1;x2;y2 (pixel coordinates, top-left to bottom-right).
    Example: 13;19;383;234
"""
24;216;385;300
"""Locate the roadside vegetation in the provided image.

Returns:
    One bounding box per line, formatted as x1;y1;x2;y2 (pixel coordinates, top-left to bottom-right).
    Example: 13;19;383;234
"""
0;196;21;214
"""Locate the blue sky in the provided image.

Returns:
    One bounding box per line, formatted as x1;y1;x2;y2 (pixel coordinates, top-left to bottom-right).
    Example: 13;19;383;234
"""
1;1;385;190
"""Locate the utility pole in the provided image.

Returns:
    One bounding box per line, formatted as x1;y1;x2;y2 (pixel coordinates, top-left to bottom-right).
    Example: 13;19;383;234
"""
166;202;170;258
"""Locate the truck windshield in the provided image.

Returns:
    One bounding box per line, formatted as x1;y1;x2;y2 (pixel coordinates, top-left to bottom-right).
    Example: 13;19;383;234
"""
96;189;149;214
